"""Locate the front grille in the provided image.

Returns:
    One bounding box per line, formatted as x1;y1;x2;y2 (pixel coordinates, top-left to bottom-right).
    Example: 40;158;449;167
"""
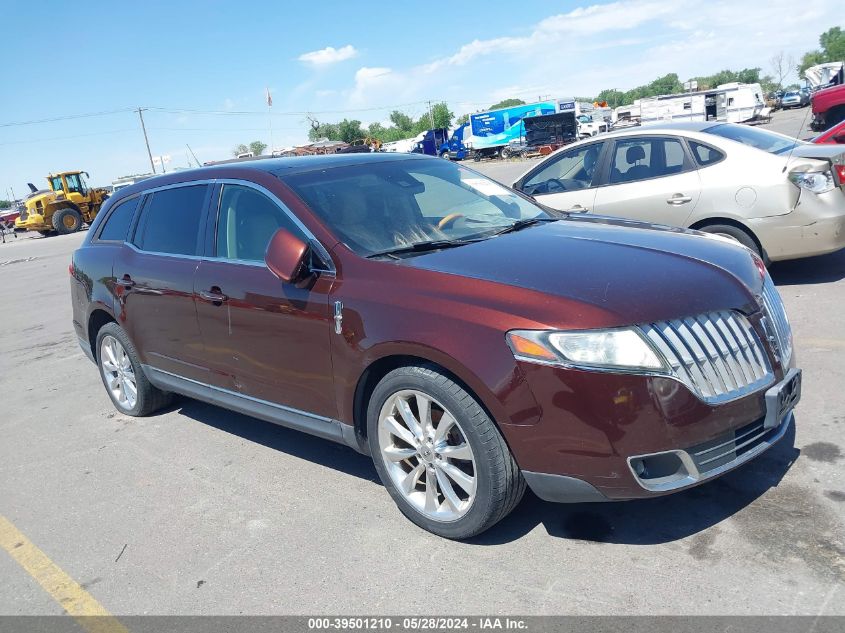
641;311;773;403
761;274;793;364
687;418;780;475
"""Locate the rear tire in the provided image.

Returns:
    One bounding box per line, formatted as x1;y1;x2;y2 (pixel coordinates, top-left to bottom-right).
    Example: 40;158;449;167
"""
367;364;525;539
698;223;761;257
52;208;82;235
95;322;173;417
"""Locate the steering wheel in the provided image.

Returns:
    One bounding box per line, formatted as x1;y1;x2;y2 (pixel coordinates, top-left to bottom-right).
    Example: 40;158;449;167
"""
544;178;569;194
438;213;465;229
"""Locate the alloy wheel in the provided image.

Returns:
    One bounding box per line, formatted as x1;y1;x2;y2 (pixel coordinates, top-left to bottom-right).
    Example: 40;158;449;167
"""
378;389;477;521
100;335;137;410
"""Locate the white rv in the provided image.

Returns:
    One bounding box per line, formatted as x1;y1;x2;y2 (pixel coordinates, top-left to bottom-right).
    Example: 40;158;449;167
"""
638;83;764;125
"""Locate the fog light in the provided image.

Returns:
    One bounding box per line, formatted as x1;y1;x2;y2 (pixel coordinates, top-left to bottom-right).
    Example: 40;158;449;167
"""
632;459;646;477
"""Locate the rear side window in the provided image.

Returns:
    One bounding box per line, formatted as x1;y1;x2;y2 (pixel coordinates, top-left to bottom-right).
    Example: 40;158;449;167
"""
609;137;688;184
134;185;207;256
688;141;725;166
98;196;140;242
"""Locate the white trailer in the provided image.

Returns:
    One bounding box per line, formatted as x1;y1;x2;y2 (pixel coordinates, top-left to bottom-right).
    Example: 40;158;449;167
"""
638;83;764;125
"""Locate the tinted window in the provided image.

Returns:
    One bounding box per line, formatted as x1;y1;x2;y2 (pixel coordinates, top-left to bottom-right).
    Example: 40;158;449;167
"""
703;123;800;155
134;185;207;256
216;184;302;261
98;196;140;242
65;173;83;194
609;137;688;184
688;141;725;166
522;142;605;195
283;160;546;256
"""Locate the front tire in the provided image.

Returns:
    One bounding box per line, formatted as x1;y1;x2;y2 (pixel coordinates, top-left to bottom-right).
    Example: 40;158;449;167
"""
52;208;82;234
96;322;173;416
367;364;524;539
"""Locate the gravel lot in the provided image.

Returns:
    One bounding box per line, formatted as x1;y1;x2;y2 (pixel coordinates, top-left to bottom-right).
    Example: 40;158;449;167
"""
0;105;843;616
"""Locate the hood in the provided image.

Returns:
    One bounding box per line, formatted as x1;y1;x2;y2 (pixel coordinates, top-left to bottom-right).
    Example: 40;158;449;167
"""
402;216;764;328
24;190;59;209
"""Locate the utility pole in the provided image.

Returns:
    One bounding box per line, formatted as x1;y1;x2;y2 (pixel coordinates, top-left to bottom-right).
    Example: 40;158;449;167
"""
136;108;156;174
427;100;435;127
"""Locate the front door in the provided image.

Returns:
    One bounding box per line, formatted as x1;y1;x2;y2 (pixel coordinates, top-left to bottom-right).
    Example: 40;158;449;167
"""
592;135;702;226
194;182;337;419
516;140;607;213
116;183;211;382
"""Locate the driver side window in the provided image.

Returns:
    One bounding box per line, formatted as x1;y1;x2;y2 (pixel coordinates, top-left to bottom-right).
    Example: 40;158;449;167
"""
65;173;83;194
522;142;605;196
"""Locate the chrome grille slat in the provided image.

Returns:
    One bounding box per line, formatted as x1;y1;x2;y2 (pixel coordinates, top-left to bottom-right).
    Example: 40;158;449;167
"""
692;422;765;458
642;310;773;403
698;425;772;467
762;274;793;364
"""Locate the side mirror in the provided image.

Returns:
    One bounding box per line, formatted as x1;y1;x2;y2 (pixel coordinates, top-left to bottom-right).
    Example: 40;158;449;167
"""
265;229;308;283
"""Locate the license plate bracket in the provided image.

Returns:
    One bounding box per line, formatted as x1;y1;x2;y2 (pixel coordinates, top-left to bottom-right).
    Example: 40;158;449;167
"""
763;368;801;429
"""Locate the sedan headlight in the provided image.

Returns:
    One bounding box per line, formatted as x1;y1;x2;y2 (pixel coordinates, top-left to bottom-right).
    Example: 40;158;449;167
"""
507;328;666;371
788;170;835;194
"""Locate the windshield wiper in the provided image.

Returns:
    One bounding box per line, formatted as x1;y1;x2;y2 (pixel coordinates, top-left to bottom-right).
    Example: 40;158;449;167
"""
365;239;475;260
487;216;558;237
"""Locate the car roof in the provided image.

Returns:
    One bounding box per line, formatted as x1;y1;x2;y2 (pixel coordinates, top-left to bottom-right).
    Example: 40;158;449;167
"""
215;152;431;178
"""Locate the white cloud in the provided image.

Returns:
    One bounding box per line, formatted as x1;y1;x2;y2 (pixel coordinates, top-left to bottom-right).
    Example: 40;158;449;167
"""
298;44;358;66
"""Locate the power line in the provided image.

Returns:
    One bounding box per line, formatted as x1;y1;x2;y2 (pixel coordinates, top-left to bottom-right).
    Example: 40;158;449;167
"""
0;108;136;128
0;128;137;146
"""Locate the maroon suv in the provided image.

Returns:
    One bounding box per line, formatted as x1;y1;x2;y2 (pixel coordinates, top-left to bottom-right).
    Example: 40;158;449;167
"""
71;154;800;538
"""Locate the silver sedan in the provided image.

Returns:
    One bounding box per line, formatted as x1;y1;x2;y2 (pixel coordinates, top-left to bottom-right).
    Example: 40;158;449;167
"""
511;122;845;262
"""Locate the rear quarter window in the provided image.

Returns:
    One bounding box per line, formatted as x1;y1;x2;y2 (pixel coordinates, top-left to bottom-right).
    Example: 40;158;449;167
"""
688;141;725;167
133;185;207;256
97;196;140;242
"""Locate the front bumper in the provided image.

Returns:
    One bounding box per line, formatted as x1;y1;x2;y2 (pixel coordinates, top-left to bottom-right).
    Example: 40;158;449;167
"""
506;358;799;502
15;214;49;231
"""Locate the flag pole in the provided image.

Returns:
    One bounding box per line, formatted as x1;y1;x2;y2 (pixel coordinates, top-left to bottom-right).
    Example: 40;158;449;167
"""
266;87;274;154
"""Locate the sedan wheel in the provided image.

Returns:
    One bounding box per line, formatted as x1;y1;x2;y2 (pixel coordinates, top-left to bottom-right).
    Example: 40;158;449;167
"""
99;335;138;410
377;389;476;521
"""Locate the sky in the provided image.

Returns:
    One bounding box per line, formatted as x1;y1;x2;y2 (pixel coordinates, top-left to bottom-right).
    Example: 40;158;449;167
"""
1;0;841;196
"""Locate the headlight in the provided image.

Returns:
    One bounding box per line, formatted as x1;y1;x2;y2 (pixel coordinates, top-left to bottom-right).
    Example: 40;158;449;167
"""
507;328;665;371
788;170;834;194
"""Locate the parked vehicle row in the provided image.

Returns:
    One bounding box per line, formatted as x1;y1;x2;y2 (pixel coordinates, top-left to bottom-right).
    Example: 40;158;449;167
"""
513;122;845;263
73;152;803;538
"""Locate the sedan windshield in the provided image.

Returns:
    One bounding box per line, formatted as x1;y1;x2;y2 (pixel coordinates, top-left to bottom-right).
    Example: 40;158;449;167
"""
703;123;802;155
282;158;549;257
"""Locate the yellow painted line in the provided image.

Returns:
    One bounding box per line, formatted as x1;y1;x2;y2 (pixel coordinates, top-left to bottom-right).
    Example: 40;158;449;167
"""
0;514;129;633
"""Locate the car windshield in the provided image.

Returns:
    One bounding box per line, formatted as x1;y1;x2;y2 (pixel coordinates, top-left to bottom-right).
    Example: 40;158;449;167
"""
282;158;549;257
703;123;802;155
785;91;799;97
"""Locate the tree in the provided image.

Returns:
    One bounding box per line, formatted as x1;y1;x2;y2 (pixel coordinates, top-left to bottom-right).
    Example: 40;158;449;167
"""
388;110;415;133
415;102;454;131
249;141;267;156
0;200;10;210
455;113;469;126
770;51;794;90
337;119;366;143
596;89;625;107
488;98;525;110
233;143;249;157
798;26;845;75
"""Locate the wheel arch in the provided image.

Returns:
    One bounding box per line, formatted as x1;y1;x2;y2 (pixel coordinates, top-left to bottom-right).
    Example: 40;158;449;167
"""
689;216;765;257
87;307;117;360
351;353;504;449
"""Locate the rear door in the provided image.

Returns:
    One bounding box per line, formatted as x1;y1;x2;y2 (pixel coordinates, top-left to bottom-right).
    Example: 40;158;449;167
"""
592;135;702;226
116;183;211;382
515;140;607;213
193;181;337;418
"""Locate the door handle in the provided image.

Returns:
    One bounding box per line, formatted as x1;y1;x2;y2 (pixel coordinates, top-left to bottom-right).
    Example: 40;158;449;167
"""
198;289;228;304
568;204;588;213
115;275;135;288
667;194;693;205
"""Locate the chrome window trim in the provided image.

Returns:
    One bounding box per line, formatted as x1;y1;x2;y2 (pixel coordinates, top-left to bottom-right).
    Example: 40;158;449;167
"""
210;179;337;275
125;241;204;261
